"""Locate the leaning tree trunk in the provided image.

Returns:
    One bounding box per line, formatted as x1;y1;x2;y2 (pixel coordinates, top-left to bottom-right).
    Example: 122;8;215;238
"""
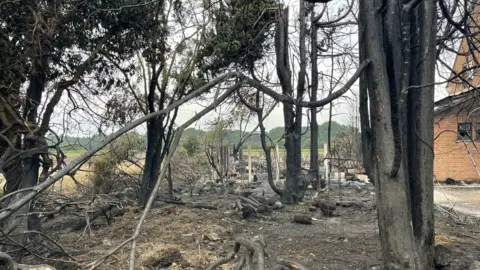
359;0;435;269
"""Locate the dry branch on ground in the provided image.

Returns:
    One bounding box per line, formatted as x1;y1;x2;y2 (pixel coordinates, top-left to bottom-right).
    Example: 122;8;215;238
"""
206;236;308;270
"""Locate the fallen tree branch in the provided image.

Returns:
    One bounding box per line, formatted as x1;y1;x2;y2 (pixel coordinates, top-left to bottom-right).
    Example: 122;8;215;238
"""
235;200;243;211
247;196;262;206
207;236;309;270
0;227;79;268
22;230;76;261
235;256;246;270
238;196;261;208
71;204;124;231
191;202;218;210
206;244;240;270
160;200;218;210
86;236;135;270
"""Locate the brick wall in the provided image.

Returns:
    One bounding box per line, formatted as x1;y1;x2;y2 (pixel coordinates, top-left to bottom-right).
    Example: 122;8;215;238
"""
434;111;480;181
446;3;480;95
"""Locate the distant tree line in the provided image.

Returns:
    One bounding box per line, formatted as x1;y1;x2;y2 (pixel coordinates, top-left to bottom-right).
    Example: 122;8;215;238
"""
50;121;350;151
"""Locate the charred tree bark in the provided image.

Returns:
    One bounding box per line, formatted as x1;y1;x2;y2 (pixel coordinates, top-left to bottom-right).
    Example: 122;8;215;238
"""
139;116;164;207
21;68;46;191
2;139;22;193
3;64;47;261
309;14;322;190
255;95;282;196
292;0;307;201
409;2;436;268
236;86;282;196
359;0;436;268
139;64;164;207
275;5;307;204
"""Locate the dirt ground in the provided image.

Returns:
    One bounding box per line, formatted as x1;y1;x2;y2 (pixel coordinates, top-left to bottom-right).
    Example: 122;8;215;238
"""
23;179;480;270
434;184;480;218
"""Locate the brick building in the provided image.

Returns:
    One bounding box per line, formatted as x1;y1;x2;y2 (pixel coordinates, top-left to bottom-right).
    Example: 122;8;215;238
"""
434;91;480;181
434;4;480;181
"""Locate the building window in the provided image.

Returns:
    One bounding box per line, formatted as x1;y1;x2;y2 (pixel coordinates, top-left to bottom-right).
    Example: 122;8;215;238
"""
458;122;473;140
476;123;480;139
462;60;475;88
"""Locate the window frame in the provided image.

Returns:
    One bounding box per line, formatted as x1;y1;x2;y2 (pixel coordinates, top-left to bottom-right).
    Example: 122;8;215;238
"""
458;122;473;141
462;60;475;88
475;122;480;140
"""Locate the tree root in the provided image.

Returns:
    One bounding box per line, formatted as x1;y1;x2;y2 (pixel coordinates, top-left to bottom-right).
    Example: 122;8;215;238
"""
207;236;309;270
0;252;16;269
0;251;56;270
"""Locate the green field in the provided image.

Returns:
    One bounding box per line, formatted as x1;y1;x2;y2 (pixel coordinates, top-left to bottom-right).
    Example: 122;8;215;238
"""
246;148;323;153
61;149;87;154
60;148;323;155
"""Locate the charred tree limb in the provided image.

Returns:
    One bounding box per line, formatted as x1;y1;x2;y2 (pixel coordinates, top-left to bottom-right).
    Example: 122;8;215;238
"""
71;204;124;231
293;215;312;225
255;98;283;196
206;250;238;270
234;60;370;108
238;196;261;208
38;34;111;137
233;101;277;158
313;0;353;26
207;236;309;270
0;73;235;222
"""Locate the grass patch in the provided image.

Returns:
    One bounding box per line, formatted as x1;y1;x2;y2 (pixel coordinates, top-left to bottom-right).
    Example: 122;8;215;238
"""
61;149;87;154
245;148;323;153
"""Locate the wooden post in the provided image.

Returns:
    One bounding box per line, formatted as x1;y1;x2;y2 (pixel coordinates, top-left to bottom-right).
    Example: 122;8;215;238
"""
275;144;280;182
221;146;227;179
248;144;252;184
219;145;224;178
324;143;329;181
167;163;173;200
225;146;229;178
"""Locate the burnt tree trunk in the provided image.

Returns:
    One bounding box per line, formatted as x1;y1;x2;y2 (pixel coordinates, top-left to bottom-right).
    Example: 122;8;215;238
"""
359;0;435;268
3;67;46;261
292;0;307;199
2;139;22;194
275;5;307;204
255;94;282;196
21;70;45;191
408;2;436;268
138;64;165;207
139;116;164;207
309;14;322;190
